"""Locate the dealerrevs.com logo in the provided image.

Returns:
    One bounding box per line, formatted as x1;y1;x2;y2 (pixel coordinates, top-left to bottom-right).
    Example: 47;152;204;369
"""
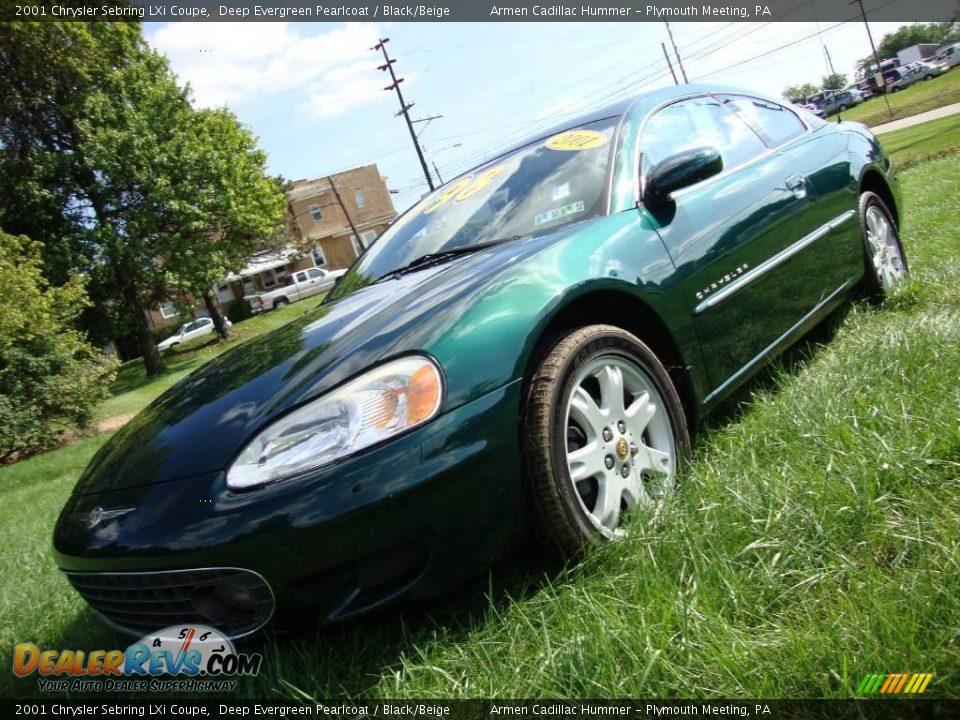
13;625;262;693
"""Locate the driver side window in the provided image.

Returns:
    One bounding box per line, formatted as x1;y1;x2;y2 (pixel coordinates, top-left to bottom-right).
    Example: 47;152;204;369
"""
641;96;767;178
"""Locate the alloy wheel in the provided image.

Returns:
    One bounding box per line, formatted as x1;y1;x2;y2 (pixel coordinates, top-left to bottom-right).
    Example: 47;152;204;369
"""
865;205;907;290
563;354;676;536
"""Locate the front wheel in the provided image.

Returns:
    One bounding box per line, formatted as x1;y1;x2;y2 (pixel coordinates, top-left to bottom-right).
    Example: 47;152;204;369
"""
523;325;691;556
860;191;908;302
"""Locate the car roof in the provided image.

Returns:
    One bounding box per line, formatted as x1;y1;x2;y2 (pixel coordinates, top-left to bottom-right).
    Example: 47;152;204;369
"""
485;83;781;168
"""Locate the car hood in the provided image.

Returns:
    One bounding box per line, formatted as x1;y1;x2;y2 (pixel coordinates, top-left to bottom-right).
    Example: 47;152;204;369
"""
72;234;563;495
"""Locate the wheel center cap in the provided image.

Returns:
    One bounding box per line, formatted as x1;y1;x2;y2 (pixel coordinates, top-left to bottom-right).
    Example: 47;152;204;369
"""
615;438;629;460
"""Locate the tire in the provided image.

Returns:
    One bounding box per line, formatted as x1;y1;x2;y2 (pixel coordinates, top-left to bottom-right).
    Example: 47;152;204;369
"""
924;74;933;81
890;86;902;93
523;324;691;557
838;104;848;112
273;297;290;309
859;191;908;302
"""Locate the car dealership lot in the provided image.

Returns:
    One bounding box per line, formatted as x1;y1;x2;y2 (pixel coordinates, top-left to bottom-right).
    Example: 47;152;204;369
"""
2;140;958;698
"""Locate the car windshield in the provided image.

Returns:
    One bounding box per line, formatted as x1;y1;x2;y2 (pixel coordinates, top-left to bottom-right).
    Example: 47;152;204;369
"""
343;117;618;284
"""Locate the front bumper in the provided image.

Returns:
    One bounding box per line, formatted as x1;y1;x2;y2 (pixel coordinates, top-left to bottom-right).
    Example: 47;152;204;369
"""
54;380;525;637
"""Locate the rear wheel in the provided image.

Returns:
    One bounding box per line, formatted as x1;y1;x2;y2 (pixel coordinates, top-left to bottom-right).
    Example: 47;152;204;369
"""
838;103;848;112
523;325;691;556
860;191;908;302
273;297;290;309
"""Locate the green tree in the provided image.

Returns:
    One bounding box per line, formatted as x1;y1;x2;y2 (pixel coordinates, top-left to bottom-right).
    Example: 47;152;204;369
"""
0;232;118;461
821;73;848;90
877;22;955;60
783;83;819;102
0;23;283;372
162;109;286;339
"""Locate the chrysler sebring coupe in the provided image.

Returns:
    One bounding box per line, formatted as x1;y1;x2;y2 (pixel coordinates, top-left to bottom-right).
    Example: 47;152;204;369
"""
54;84;907;638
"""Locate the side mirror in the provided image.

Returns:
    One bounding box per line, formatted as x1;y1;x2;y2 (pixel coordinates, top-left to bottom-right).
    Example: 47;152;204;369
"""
644;146;723;203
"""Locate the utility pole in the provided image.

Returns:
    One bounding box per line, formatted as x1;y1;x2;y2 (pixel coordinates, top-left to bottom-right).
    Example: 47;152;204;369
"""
328;177;364;250
851;0;893;118
665;22;688;83
432;161;445;186
373;38;435;192
661;42;679;85
824;45;836;76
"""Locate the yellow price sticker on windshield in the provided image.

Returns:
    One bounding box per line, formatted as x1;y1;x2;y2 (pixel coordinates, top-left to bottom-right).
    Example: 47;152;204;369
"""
421;165;507;215
545;130;606;151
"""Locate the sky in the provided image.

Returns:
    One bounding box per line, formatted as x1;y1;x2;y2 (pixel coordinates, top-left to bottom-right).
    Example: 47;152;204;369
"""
145;16;908;211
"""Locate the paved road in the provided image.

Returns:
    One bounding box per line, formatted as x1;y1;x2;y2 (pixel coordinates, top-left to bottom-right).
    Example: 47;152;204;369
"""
872;101;960;134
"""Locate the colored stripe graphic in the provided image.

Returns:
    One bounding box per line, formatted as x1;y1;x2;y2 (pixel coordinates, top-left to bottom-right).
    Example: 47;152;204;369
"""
858;673;933;694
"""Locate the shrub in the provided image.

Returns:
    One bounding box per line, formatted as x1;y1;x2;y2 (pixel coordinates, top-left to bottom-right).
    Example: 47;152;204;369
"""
0;231;119;461
225;299;252;324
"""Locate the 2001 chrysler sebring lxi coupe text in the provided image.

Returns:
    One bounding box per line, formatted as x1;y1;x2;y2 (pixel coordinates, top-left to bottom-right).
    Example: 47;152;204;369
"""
55;84;908;638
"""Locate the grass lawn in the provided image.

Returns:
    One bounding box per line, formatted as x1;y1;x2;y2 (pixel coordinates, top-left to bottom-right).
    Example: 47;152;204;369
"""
878;112;960;170
840;68;960;127
2;146;959;700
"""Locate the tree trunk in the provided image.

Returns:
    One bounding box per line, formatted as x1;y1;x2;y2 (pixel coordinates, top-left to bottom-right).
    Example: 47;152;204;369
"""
120;279;166;376
203;289;231;339
136;308;167;376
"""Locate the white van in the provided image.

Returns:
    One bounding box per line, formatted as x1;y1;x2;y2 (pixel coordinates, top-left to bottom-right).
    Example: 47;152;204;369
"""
933;43;960;69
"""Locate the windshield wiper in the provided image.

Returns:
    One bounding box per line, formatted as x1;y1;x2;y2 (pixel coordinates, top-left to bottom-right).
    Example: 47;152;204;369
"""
377;237;520;282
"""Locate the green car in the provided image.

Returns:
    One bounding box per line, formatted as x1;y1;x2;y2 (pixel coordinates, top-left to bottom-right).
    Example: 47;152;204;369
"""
54;84;907;638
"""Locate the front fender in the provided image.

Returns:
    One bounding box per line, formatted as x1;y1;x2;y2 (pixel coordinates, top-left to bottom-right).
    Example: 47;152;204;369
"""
404;210;699;412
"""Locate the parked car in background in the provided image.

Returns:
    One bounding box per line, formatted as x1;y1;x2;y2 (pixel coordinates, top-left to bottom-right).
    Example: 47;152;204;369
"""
864;66;905;95
245;266;346;313
899;61;947;83
156;316;230;351
933;43;960;69
808;88;863;116
852;81;875;99
792;100;824;118
55;83;909;639
886;67;926;93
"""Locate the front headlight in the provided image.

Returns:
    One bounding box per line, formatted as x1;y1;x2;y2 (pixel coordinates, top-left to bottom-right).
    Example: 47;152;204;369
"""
226;355;443;489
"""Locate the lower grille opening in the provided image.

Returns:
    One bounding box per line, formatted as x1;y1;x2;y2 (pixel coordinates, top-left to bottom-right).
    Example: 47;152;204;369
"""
65;567;274;639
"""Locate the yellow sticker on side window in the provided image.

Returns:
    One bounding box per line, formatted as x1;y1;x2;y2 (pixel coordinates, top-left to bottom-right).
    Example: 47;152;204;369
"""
545;130;606;151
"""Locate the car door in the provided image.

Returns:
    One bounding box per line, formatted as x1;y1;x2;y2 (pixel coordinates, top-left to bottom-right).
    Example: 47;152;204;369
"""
640;94;830;395
181;321;201;342
294;269;316;298
307;267;328;291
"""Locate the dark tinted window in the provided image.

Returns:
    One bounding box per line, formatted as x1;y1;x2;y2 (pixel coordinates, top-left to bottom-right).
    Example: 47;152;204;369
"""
719;95;807;147
641;96;767;175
